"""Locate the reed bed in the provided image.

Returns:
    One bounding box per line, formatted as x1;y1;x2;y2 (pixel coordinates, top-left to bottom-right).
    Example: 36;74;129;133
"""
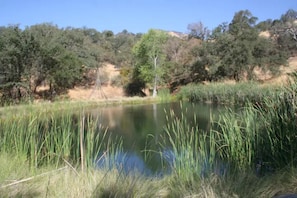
156;74;297;196
177;81;282;104
213;74;297;173
0;109;122;170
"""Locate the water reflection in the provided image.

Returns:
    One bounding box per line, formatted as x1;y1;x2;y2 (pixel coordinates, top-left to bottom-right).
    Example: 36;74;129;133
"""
95;149;176;177
87;101;225;176
96;151;152;176
87;102;220;149
95;149;228;177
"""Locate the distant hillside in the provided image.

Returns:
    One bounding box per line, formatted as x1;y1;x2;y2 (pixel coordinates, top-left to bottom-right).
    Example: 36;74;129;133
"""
167;31;188;39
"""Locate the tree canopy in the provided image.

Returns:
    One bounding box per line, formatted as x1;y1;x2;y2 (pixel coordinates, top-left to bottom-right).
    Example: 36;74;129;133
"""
132;29;168;97
0;9;296;104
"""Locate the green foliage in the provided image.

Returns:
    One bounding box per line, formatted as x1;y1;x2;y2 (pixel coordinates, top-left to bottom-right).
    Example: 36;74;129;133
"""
52;52;83;89
268;9;297;55
228;12;282;79
0;9;296;104
276;30;297;56
163;37;199;91
0;24;87;103
0;26;29;103
280;9;297;23
132;29;168;97
0;24;139;104
25;24;85;92
188;9;293;83
190;42;216;81
229;10;258;36
256;19;273;31
214;106;260;171
187;21;210;40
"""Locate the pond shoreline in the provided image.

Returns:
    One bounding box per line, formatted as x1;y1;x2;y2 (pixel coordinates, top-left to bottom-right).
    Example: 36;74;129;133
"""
0;96;172;117
1;79;297;197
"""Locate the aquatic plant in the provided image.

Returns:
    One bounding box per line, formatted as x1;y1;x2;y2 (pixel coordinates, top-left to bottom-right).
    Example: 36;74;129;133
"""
0;110;121;169
164;74;297;177
177;81;282;105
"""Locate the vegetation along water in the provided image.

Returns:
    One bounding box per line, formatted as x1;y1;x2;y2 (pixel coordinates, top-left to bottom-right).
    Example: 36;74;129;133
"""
0;75;296;197
0;8;297;198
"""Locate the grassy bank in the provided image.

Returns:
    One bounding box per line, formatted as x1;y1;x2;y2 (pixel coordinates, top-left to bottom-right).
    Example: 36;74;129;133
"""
0;92;176;119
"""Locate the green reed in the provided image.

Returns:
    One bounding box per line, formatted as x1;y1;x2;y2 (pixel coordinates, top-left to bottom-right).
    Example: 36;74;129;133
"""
160;103;217;182
157;88;174;102
213;106;261;172
255;77;297;169
162;74;297;178
0;110;121;169
177;81;282;105
211;76;297;173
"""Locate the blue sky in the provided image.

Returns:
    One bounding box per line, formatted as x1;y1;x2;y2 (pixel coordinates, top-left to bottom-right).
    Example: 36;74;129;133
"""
1;0;296;33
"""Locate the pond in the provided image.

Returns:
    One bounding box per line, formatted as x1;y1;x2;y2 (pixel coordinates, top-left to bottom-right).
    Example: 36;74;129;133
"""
88;101;227;176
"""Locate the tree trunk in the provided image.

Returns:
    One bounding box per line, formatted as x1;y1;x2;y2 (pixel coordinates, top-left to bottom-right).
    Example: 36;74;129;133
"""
152;57;158;97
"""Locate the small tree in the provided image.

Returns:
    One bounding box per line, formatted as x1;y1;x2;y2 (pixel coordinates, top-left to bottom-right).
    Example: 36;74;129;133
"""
187;22;210;40
132;29;168;97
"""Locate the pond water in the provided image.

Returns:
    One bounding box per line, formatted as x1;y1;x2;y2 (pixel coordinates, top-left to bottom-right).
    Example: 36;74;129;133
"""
89;101;226;176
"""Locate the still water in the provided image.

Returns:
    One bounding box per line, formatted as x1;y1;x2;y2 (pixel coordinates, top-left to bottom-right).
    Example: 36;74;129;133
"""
88;101;225;175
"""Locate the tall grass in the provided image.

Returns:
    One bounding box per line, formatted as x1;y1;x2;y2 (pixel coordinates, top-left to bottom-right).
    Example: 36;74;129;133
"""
0;110;121;169
157;102;220;197
255;74;297;170
213;106;260;172
177;81;282;104
157;88;173;102
214;74;297;173
159;74;297;196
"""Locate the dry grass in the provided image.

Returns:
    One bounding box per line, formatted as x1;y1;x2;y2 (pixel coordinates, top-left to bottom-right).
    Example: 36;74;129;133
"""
259;31;270;38
68;85;124;100
68;63;125;100
2;166;297;198
262;56;297;86
0;167;104;197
